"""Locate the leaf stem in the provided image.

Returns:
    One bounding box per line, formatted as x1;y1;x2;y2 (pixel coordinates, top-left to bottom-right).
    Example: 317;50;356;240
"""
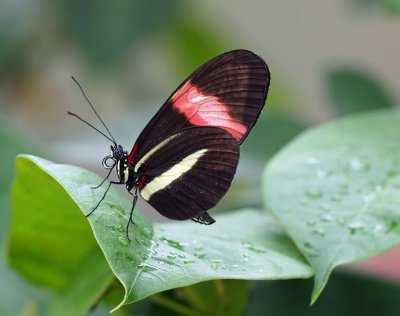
151;294;200;316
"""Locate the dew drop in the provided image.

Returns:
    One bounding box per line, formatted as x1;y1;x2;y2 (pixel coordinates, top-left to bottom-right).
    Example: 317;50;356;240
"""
316;169;327;179
241;241;266;253
312;227;325;237
373;223;384;233
306;220;316;227
348;221;366;234
320;214;333;222
143;227;152;235
159;237;187;250
349;158;370;171
363;193;374;203
167;253;176;260
116;225;125;233
117;236;129;246
306;156;319;165
211;258;223;269
242;254;250;262
229;265;239;271
138;262;157;272
194;252;206;259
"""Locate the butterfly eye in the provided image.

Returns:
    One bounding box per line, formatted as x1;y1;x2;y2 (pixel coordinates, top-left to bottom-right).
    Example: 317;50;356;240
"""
102;156;116;169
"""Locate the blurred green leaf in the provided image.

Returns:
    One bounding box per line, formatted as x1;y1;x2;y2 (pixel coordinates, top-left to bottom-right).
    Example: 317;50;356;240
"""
245;272;400;316
11;155;312;312
10;156;114;315
352;0;400;13
53;0;181;67
0;124;51;316
145;280;248;316
177;280;248;316
241;114;305;162
385;0;400;11
327;68;395;116
263;109;400;303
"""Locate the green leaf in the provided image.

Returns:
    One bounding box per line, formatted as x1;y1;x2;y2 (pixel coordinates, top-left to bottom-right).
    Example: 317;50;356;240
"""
178;280;249;316
327;68;395;116
241;114;305;162
385;0;400;11
11;155;312;312
10;156;115;315
53;0;181;67
263;108;400;303
0;125;50;315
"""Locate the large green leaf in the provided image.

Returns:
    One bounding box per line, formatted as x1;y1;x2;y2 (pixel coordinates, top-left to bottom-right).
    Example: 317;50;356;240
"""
11;155;312;312
10;156;115;315
263;109;400;303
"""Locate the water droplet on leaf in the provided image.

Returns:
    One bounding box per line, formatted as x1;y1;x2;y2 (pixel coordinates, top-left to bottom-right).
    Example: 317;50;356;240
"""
138;262;157;272
117;236;129;246
320;214;333;222
312;227;325;237
348;221;366;234
306;156;319;165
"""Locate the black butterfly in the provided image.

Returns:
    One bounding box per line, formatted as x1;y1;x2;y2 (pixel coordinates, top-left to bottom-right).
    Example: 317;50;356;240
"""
69;49;270;240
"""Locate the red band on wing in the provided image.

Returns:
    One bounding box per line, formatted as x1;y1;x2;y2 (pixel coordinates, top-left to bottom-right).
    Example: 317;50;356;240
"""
171;81;247;141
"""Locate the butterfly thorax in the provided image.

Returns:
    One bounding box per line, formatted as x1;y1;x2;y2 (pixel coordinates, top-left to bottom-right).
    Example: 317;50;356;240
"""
102;144;130;184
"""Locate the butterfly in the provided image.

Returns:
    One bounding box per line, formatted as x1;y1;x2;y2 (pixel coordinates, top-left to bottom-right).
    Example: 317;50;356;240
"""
69;49;270;240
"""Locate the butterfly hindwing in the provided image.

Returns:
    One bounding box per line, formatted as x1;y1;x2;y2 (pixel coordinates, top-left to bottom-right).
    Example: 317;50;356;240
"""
128;49;270;164
132;126;240;220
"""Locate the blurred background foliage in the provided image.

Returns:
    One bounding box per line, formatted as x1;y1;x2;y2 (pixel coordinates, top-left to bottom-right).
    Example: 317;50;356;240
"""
0;0;400;315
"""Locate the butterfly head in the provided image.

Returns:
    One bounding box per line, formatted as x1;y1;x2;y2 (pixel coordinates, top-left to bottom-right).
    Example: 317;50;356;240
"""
102;144;125;168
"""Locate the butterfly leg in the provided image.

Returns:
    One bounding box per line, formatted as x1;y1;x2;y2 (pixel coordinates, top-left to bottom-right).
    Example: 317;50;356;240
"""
191;212;216;225
91;166;114;189
86;180;123;217
126;186;138;241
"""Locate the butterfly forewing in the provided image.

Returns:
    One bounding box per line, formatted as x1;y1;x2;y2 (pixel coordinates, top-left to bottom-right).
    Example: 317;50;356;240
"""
128;49;270;164
133;127;240;220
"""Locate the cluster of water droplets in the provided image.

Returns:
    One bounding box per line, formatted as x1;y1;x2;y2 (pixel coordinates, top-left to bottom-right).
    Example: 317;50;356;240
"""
298;153;400;257
118;228;273;274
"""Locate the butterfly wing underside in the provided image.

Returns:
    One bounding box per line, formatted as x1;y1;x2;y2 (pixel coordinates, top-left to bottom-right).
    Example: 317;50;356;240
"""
133;127;240;220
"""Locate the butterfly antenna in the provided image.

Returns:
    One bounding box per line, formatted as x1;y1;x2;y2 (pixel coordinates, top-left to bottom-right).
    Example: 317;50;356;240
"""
67;111;116;144
71;76;117;144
